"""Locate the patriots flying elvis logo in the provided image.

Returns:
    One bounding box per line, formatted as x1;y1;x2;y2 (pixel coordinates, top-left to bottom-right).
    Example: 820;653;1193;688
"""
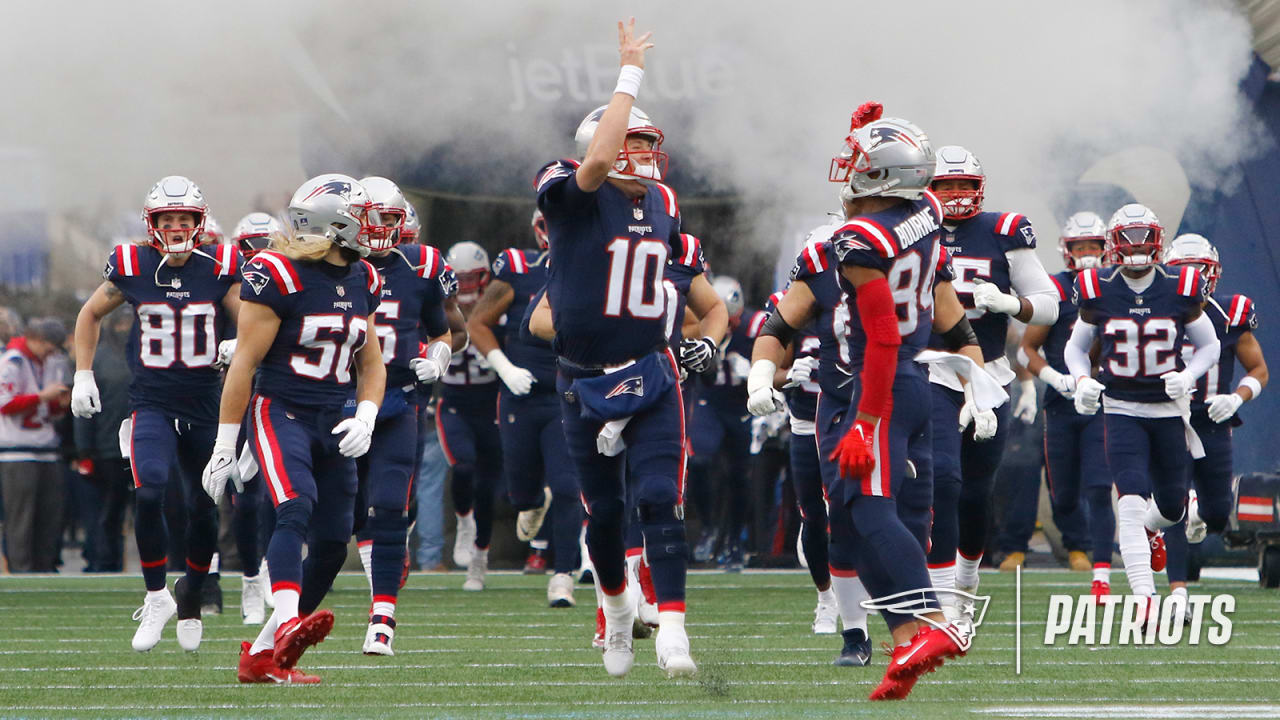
302;180;353;202
605;376;644;399
867;126;921;151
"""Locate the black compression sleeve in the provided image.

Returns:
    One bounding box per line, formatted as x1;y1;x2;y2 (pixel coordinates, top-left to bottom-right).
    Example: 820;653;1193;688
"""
940;316;979;351
759;310;799;347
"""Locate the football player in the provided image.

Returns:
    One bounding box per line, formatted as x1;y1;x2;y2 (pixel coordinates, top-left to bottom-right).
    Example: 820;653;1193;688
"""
531;17;696;678
925;146;1059;603
232;212;285;260
201;173;387;684
1019;212;1116;599
72;176;242;653
466;209;584;607
438;240;504;590
1065;204;1221;622
1162;233;1268;603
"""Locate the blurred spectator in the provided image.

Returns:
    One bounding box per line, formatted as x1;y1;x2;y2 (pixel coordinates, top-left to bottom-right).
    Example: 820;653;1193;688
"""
72;309;134;571
0;307;21;345
0;317;70;572
414;401;447;570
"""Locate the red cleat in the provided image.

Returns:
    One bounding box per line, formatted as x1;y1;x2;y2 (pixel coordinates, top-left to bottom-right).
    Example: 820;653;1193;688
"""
523;551;548;575
237;641;321;684
272;610;334;670
591;607;605;650
1147;530;1167;572
869;667;922;701
1091;580;1111;605
887;624;966;681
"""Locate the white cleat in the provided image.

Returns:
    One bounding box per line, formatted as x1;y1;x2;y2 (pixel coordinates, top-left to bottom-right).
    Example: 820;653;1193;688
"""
362;619;396;656
453;513;476;569
548;572;575;608
260;559;275;609
812;594;839;635
602;607;636;677
131;591;177;652
516;487;553;542
1187;490;1208;544
462;548;488;591
241;575;266;626
655;625;697;678
176;619;203;652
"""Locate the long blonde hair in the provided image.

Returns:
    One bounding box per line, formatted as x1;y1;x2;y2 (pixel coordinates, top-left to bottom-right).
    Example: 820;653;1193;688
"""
270;229;331;261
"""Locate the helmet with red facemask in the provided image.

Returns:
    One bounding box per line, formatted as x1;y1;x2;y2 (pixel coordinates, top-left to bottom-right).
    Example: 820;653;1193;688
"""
202;216;224;246
574;105;668;184
232;212;285;258
931;145;985;222
445;241;490;305
287;173;382;257
141;175;208;255
531;209;549;250
1059;211;1107;271
359;176;408;252
828;103;934;202
1163;233;1221;293
1105;204;1163;269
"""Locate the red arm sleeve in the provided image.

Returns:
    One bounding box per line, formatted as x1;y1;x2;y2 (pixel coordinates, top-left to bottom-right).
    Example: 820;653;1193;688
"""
1;394;39;416
854;277;901;419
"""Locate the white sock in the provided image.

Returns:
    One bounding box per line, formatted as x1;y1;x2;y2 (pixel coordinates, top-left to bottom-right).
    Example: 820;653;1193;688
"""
249;605;290;655
817;587;836;606
956;554;982;590
530;539;549;551
928;564;956;592
272;588;300;621
657;610;685;633
209;552;220;574
1093;563;1111;584
830;573;869;633
371;600;395;619
1170;586;1188;601
602;582;630;622
358;542;373;592
1144;497;1182;531
1117;495;1156;597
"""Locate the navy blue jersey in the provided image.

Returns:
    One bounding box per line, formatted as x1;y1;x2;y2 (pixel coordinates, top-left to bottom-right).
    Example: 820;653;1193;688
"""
1074;264;1207;404
441;343;500;412
1188;291;1258;407
493;247;557;389
367;245;453;388
240;250;381;410
790;238;853;404
105;243;240;423
933;210;1037;361
1040;270;1078;412
700;308;765;409
663;233;707;350
832;193;951;374
535;159;683;365
764;289;820;422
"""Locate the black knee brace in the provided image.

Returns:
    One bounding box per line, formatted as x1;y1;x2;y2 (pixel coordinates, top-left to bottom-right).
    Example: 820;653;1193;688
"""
638;504;688;561
366;506;410;545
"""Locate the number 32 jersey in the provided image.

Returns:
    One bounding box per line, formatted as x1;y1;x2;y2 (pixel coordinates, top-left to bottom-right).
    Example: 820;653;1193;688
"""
104;243;241;423
241;251;382;411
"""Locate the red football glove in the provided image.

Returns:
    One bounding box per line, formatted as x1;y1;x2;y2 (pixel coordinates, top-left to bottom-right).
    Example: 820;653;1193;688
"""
830;418;876;480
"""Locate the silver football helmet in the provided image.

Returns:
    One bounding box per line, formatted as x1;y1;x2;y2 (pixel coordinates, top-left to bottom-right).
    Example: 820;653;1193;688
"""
402;201;420;244
1059;211;1107;271
574;105;668;183
711;275;744;319
446;241;490;305
359;176;409;252
1164;233;1221;293
532;209;548;250
287;173;381;257
932;146;985;221
830;118;935;202
203;216;224;245
1105;204;1163;269
141;175;208;255
232;212;285;258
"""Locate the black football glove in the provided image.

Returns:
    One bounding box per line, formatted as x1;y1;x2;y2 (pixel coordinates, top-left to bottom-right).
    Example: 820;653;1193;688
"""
679;336;718;374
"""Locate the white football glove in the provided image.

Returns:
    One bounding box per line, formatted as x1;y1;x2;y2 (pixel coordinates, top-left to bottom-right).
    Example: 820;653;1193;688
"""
959;399;998;441
70;370;101;418
746;359;786;416
1012;380;1037;424
1206;392;1244;423
1038;366;1076;398
410;340;453;384
1161;370;1195;400
485;349;535;396
331;400;378;458
1074;377;1105;415
214;338;237;369
201;424;244;505
782;356;818;389
972;281;1022;316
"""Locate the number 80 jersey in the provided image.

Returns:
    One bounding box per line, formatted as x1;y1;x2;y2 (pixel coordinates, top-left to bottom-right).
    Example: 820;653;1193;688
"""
104;243;241;423
241;251;382;410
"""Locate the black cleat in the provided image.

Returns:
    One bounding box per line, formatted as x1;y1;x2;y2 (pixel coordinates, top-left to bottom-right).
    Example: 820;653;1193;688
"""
200;573;223;616
834;628;871;667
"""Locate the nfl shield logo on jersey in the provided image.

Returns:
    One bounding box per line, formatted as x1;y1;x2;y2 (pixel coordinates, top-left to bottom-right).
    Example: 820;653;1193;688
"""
605;375;644;399
633;207;644;220
336;285;345;297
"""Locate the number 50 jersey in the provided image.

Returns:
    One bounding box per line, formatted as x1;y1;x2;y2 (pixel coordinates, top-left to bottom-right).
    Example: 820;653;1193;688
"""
241;250;382;410
104;243;241;423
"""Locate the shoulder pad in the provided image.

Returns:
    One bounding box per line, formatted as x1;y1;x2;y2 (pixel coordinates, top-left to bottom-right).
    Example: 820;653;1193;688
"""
110;244;142;278
793;239;830;280
1049;272;1070;302
246;251;303;295
996;212;1037;247
359;259;383;297
1228;294;1257;328
675;234;704;269
533;159;580;192
768;290;785;311
835;218;898;258
438;264;459;298
499;248;528;275
1176;265;1203;298
653;183;679;218
745;310;768;339
1075;268;1101;303
416;245;444;279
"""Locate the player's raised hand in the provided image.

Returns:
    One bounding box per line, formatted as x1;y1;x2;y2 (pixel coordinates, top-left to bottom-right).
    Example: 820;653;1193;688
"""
618;17;654;68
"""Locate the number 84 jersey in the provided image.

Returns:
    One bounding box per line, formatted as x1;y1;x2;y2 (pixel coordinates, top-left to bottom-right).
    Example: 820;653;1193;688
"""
104;243;241;423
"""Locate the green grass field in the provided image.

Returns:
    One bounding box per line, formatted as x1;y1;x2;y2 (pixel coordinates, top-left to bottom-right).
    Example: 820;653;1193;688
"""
0;570;1275;718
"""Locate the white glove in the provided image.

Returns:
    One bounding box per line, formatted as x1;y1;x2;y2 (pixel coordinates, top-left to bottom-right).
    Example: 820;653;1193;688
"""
746;359;785;416
1206;392;1244;423
201;423;244;505
70;370;101;418
1038;366;1076;398
1012;380;1037;424
214;338;237;369
486;349;535;396
410;340;453;384
1074;377;1105;415
972;281;1022;316
959;397;998;441
331;400;378;458
1161;370;1195;400
782;356;818;389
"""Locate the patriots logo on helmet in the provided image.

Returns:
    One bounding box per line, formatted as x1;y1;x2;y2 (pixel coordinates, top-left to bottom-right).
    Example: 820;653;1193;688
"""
867;126;921;151
605;376;644;399
302;180;353;202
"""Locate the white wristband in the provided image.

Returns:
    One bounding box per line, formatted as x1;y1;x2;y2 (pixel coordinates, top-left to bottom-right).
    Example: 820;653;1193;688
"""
485;348;515;375
1238;376;1262;400
354;400;379;426
74;369;95;383
747;359;777;394
215;422;241;449
614;65;644;98
1037;366;1063;384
